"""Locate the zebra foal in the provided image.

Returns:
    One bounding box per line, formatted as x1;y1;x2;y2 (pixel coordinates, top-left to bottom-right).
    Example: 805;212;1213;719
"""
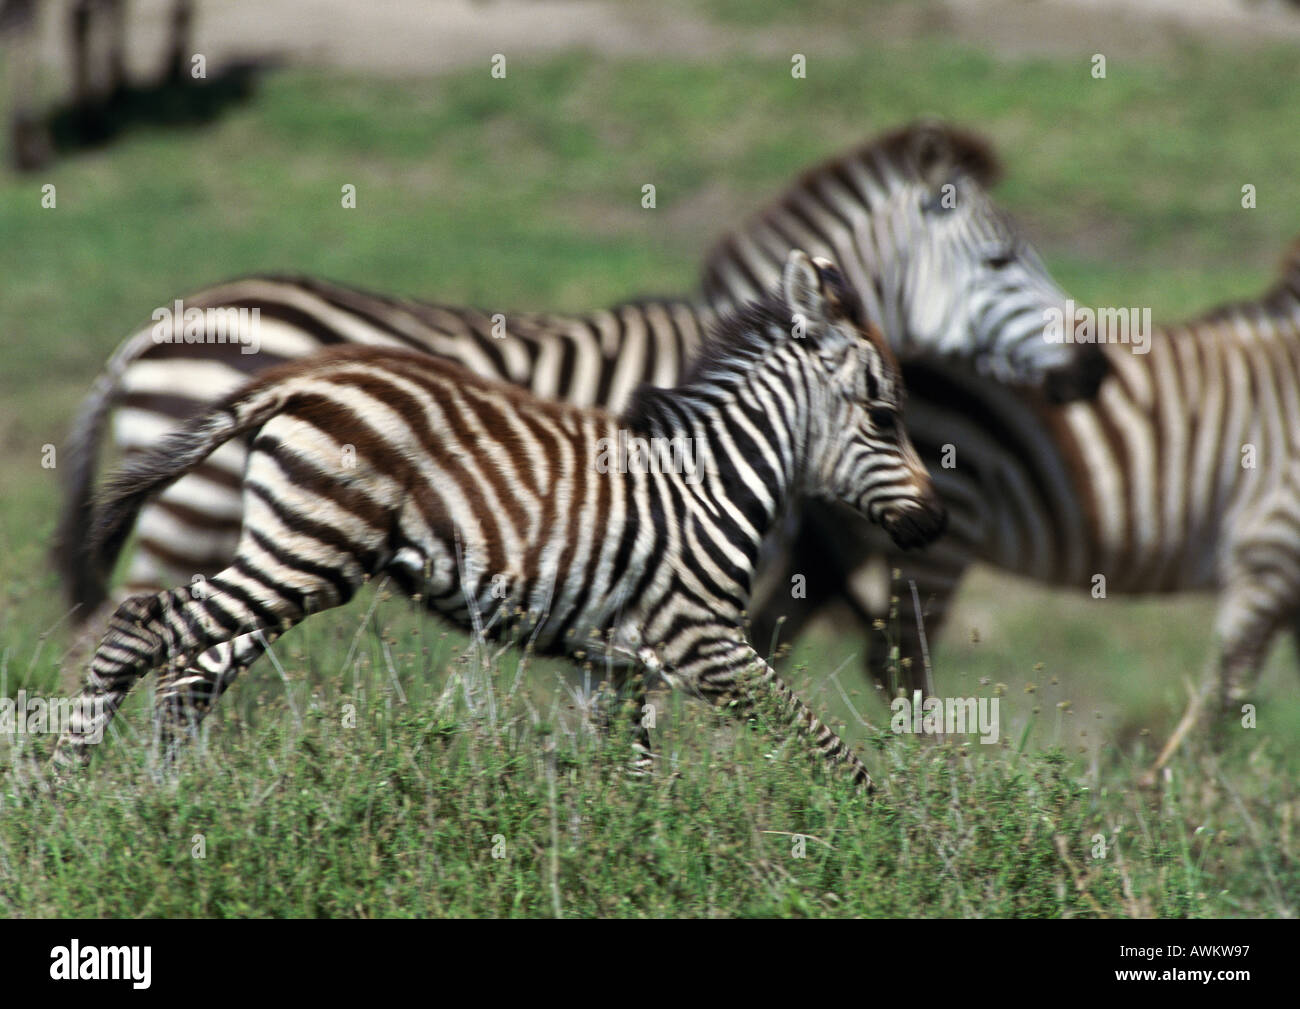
53;252;946;788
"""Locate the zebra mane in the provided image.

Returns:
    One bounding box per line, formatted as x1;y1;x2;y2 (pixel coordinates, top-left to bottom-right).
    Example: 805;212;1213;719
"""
697;122;1005;309
621;294;844;428
792;121;1002;198
872;120;1001;186
1247;237;1300;318
1194;237;1300;326
1274;237;1300;298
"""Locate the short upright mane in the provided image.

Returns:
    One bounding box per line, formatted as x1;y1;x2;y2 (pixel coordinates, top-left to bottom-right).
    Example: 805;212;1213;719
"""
786;121;1003;204
621;296;795;426
701;122;1004;286
1269;236;1300;304
1193;237;1300;326
873;120;1002;186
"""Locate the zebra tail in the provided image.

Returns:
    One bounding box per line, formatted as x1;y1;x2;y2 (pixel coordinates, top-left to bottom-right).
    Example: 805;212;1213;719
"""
87;383;288;602
52;366;126;620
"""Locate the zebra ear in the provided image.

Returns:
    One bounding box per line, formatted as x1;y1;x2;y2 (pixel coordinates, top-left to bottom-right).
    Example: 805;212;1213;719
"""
910;124;954;190
783;251;860;351
782;249;825;328
908;122;1001;195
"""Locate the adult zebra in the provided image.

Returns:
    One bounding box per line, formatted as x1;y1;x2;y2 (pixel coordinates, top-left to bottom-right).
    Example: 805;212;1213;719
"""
701;124;1103;396
54;122;1100;722
736;237;1300;767
53;252;947;787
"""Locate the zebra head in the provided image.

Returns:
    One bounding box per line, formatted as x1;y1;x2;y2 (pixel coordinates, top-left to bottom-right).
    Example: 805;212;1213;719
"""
702;121;1108;403
781;250;946;551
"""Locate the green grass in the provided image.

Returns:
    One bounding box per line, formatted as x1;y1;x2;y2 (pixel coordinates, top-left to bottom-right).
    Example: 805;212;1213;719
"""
3;609;1283;917
1;14;1298;916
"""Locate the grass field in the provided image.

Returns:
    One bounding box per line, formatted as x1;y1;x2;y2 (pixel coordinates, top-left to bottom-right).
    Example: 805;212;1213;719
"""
1;6;1298;916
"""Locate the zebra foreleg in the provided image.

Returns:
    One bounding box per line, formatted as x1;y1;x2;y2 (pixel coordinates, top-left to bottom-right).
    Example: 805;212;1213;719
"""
587;661;655;779
748;508;875;662
689;640;873;793
620;669;654;778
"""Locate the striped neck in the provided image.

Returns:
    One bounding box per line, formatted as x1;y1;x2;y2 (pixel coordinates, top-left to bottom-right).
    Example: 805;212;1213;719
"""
622;314;818;567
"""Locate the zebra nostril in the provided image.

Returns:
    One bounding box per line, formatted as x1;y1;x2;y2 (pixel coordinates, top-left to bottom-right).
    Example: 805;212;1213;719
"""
928;502;949;539
1044;347;1109;403
879;499;947;550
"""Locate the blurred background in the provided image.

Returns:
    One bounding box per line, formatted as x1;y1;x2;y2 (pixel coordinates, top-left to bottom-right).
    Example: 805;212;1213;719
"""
2;0;1299;765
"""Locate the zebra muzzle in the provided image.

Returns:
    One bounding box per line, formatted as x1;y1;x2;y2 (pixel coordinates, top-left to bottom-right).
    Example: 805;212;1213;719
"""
1042;344;1109;403
879;498;947;550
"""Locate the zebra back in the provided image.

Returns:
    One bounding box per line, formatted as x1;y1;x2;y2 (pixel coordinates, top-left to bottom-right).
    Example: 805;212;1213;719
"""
53;275;710;618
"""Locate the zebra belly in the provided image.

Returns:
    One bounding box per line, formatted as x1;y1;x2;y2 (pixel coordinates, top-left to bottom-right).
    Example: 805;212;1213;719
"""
382;542;645;669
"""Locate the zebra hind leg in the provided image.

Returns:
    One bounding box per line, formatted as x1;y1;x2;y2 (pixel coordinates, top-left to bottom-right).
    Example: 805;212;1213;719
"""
1209;550;1299;723
583;662;654;779
51;565;340;773
152;631;270;762
1144;572;1292;783
621;669;653;778
1211;498;1300;717
53;588;195;772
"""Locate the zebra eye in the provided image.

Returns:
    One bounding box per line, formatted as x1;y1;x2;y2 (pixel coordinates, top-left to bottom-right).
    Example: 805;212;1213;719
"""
985;251;1014;270
869;407;897;432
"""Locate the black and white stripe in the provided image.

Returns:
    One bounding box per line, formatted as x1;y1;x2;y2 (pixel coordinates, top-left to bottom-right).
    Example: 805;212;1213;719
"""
54;123;1097;718
57;275;709;612
56;123;1097;629
748;239;1300;758
701;121;1107;401
54;252;946;788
